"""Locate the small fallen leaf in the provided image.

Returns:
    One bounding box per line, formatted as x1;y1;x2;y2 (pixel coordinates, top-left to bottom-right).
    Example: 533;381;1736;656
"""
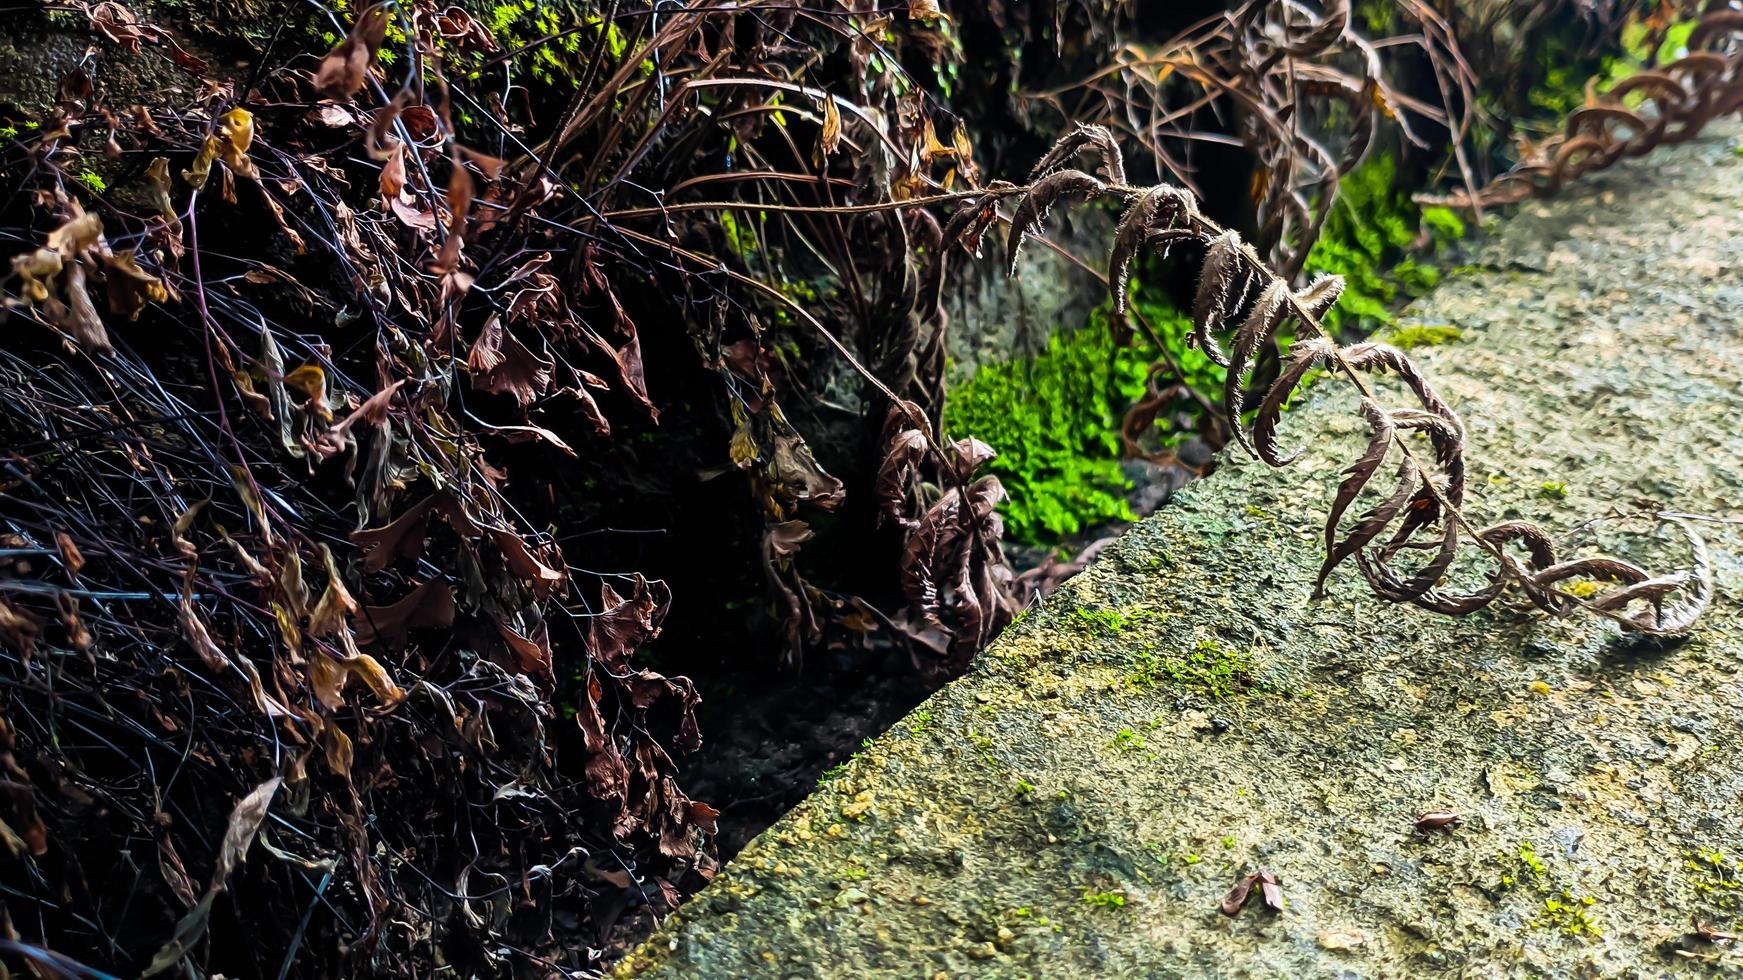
315;3;390;98
54;531;84;578
1694;918;1738;943
1219;873;1255;917
1221;869;1283;917
1415;810;1462;833
282;363;333;421
818;94;842;159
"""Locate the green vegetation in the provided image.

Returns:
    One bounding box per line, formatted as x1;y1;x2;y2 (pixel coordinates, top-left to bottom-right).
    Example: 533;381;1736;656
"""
1383;323;1463;349
1070;604;1163;637
1109;727;1145;754
942;312;1152;544
1127;639;1257;699
1303;153;1462;333
816;760;850;786
815;738;874;787
485;1;594;84
1685;847;1743;923
947;154;1464;548
1497;841;1548;890
1080;887;1128;909
1516;14;1696;131
1533;891;1602;939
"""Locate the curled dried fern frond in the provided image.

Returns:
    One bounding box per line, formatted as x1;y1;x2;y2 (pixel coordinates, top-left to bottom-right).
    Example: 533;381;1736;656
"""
996;141;1711;637
1027;122;1127;186
1190;231;1247;367
880;401;1015;659
1109;185;1196;313
1005;169;1104;276
1422;7;1743;210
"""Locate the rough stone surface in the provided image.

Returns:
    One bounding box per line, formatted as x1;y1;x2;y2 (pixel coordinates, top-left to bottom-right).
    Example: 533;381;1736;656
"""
624;130;1743;978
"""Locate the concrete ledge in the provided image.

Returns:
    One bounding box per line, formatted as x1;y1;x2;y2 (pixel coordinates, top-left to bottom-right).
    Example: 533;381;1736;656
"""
624;129;1743;978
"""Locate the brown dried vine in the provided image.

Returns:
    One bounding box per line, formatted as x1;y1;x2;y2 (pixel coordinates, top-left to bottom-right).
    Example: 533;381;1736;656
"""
994;125;1711;636
1424;3;1743;210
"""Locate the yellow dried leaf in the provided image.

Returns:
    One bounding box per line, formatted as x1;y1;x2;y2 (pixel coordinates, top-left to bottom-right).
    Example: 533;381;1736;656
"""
171;500;206;559
1368;82;1396;120
729;419;758;468
952;126;973;163
183;135;220;188
307;545;358;637
47;212;103;255
218;107;256;178
10;249;61;303
922;118;951;159
103;250;170;320
1249;165;1270;205
309;647;405;710
282;363;333;421
322;724;353;775
818;95;842;159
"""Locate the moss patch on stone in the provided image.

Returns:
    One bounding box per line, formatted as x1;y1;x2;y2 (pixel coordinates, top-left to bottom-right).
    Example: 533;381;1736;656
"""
942;313;1153;544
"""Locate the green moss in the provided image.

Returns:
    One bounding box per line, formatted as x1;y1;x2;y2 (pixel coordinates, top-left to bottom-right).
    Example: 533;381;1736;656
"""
942;314;1152;544
946;154;1464;546
1514;15;1697;126
1420;206;1467;242
717;210;760;257
1383;324;1463;349
1532;891;1602;939
1109;727;1145;754
815;737;873;787
1128;639;1258;700
1354;0;1396;34
1684;848;1742;925
1537;481;1568;500
1303;153;1461;334
1497;841;1548;890
1071;605;1162;638
1080;887;1127;909
966;727;996;762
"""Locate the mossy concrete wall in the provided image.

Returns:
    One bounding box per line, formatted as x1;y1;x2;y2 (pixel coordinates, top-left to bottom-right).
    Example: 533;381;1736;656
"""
624;130;1743;977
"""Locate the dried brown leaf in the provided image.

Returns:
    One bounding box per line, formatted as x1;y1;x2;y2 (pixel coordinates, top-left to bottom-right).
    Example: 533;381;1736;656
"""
315;3;390;98
1006;169;1104;276
1109;185;1195;313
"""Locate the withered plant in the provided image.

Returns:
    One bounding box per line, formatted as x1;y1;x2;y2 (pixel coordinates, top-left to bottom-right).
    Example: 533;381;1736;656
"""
1428;2;1743;209
0;1;1714;976
983;124;1711;634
